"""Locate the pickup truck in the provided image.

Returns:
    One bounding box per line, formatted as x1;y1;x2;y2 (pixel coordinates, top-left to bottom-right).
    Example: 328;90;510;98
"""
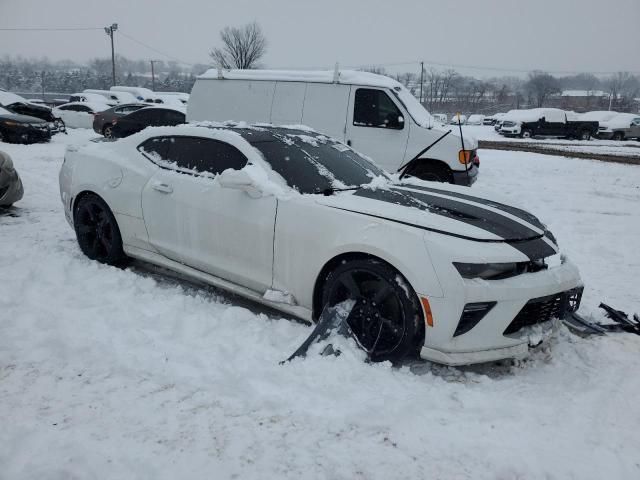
499;108;599;140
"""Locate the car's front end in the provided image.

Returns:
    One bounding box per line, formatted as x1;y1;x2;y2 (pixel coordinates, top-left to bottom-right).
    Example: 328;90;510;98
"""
0;114;52;144
0;151;24;206
420;234;582;365
499;120;522;136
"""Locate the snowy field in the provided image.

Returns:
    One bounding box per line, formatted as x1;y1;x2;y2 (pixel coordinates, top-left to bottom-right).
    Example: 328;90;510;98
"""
2;130;640;479
462;124;640;157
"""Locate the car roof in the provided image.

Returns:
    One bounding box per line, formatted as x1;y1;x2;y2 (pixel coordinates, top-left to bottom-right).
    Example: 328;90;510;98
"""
56;101;111;111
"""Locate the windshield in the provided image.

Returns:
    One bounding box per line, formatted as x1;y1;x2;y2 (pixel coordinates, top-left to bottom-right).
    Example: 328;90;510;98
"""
248;130;388;194
393;86;433;128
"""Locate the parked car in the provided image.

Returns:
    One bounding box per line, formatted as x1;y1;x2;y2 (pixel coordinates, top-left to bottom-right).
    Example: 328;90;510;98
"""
157;92;189;104
60;123;582;365
484;113;505;126
597;113;640;140
466;114;485;125
449;114;467;125
0;106;52;144
0;91;65;133
83;89;138;105
109;106;185;138
0;150;24;206
188;69;479;186
432;113;448;124
93;103;147;137
110;86;161;103
53;102;111;129
499;108;598;139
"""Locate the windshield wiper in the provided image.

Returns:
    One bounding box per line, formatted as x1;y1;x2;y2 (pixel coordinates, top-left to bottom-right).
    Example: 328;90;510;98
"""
314;186;363;196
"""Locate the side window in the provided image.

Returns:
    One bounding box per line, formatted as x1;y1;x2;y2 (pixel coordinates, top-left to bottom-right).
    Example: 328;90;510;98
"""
353;88;404;129
632;118;640;126
76;105;92;113
128;109;153;122
165;111;185;124
59;105;77;111
138;137;172;162
166;137;248;176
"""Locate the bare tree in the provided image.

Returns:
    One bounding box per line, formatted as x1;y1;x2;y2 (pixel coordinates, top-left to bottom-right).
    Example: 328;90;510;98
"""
526;71;560;107
210;22;267;69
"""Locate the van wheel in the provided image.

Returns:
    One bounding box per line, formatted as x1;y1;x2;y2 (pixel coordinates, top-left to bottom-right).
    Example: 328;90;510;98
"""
321;258;423;362
612;132;625;141
406;162;453;183
521;129;533;139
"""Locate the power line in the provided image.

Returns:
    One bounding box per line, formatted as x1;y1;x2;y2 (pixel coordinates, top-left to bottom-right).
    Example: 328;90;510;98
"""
118;30;196;66
0;26;103;31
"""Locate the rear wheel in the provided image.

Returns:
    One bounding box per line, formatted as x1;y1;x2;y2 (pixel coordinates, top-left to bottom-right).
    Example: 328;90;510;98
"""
321;259;423;362
73;193;126;265
579;130;591;140
521;129;533;139
612;131;625;141
102;124;114;138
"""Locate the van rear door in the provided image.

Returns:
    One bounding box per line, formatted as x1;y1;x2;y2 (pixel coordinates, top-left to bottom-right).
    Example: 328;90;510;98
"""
345;87;410;172
301;83;350;141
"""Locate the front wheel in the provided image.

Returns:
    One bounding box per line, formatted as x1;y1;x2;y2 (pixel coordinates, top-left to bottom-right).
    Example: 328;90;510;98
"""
321;259;423;362
405;162;453;183
612;132;625;141
74;193;127;265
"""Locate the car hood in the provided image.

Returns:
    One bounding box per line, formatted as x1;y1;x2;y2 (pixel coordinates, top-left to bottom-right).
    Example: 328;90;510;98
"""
0;113;47;124
315;182;558;260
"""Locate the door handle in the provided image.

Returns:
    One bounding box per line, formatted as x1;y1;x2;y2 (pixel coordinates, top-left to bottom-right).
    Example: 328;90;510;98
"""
151;181;173;194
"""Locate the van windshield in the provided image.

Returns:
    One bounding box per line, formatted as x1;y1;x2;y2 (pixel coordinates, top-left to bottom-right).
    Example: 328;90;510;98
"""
393;87;433;128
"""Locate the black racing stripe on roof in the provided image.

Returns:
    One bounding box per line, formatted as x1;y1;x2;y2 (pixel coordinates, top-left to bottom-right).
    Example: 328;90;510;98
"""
353;187;540;242
326;206;556;260
394;183;546;231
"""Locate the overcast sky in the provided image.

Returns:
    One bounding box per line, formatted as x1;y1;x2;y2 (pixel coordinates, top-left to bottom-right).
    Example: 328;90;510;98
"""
1;0;638;76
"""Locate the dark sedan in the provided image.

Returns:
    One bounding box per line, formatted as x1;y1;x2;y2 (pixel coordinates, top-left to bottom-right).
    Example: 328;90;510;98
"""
0;107;52;144
110;107;186;138
1;100;65;134
93;103;147;138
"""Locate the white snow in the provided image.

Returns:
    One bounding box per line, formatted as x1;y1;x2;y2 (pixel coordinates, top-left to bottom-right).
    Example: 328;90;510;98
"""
1;129;640;479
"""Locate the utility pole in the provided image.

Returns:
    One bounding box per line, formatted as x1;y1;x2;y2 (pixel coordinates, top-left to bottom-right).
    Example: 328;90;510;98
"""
104;23;118;87
419;61;424;104
41;71;45;101
150;60;160;91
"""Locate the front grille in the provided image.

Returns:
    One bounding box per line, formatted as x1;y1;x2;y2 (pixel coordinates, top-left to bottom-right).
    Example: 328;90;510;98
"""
503;287;583;335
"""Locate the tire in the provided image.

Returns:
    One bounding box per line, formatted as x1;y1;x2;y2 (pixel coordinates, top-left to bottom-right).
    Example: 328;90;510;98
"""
579;130;591;141
321;258;423;362
406;161;453;183
612;132;625;141
102;124;114;138
521;129;533;139
73;193;127;265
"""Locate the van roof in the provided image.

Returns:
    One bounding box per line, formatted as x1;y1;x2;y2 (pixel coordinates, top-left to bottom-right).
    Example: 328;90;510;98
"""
197;69;403;89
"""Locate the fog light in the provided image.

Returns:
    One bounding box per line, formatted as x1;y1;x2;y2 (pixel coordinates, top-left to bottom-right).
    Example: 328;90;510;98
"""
454;302;496;337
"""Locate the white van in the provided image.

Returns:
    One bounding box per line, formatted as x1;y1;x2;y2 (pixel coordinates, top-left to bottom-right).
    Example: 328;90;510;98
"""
187;69;478;185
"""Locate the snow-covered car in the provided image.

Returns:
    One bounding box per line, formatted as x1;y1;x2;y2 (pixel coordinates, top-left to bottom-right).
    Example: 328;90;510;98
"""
449;114;467;125
0;150;24;206
69;92;114;105
0;91;65;133
59;123;583;365
499;108;597;139
82;89;138;105
53;101;111;129
597;113;640;140
432;113;448;124
466;114;485;125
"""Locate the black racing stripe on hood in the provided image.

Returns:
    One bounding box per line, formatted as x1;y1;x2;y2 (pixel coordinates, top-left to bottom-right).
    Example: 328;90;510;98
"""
394;183;546;231
354;187;540;242
327;206;557;260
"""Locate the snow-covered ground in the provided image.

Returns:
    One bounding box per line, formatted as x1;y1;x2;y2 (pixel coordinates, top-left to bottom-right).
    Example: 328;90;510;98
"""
2;130;640;479
462;124;640;157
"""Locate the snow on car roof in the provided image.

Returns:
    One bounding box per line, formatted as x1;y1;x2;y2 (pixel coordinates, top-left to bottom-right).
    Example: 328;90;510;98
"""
0;91;28;106
603;113;639;128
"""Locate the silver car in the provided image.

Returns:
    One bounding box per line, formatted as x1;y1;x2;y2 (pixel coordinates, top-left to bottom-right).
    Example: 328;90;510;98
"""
0;150;24;206
598;113;640;140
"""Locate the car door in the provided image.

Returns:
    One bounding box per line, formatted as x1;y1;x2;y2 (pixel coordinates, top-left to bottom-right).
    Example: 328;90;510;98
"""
139;135;277;292
74;104;96;129
344;87;410;172
56;105;81;128
116;109;152;136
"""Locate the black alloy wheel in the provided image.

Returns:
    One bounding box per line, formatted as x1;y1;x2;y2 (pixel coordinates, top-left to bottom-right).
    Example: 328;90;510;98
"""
103;124;114;138
74;194;126;265
322;259;422;362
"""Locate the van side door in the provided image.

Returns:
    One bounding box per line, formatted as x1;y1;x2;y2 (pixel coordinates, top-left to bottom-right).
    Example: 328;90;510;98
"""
345;87;410;172
301;83;351;141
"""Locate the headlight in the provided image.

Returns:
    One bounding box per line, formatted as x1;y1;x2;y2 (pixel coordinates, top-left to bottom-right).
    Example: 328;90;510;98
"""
1;120;19;127
454;262;525;280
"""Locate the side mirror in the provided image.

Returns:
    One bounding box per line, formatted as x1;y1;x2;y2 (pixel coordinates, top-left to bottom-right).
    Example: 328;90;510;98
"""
218;169;262;198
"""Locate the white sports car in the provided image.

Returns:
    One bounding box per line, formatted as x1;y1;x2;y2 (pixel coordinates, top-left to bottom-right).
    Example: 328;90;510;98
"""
59;124;583;365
